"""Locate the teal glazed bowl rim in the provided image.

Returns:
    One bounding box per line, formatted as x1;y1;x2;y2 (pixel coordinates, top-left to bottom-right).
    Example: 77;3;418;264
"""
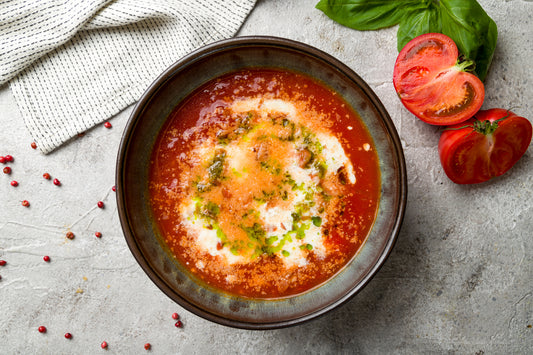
116;36;407;330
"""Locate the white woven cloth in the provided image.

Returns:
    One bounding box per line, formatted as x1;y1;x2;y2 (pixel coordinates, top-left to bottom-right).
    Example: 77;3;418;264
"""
1;0;256;153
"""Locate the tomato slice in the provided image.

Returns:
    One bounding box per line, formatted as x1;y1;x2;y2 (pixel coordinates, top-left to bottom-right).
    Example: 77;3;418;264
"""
393;33;485;125
438;109;532;184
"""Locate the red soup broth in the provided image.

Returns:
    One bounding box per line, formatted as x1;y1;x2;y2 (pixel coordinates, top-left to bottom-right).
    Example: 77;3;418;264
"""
149;68;380;299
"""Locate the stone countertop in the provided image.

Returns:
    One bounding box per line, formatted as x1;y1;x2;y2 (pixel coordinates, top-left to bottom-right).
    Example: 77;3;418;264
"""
0;0;531;353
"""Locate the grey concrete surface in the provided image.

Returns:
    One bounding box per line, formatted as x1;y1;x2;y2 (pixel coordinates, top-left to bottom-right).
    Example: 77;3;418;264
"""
1;0;532;353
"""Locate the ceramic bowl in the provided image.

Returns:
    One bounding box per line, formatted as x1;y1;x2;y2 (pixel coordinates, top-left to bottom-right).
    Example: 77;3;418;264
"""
116;36;407;329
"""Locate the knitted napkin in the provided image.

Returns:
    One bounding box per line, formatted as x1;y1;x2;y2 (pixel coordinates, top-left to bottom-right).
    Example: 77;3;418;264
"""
1;0;256;153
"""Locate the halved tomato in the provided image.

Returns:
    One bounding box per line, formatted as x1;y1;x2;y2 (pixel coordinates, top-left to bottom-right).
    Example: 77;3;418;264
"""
439;109;532;184
393;33;485;125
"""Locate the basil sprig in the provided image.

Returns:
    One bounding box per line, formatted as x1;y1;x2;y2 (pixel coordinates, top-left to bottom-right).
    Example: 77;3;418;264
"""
315;0;497;81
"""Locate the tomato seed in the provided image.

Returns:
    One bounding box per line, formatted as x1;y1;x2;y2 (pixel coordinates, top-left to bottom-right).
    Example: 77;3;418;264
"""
43;255;50;262
10;180;18;187
174;320;183;328
97;201;104;208
144;343;151;350
38;326;46;333
101;341;108;349
172;312;179;320
43;173;51;180
65;332;72;339
66;231;75;240
31;142;37;149
22;200;30;207
3;166;11;174
4;155;13;163
0;260;6;266
104;122;112;129
53;178;61;186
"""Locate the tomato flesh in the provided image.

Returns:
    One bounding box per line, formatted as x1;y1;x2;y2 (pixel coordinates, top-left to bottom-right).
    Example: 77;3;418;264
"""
439;109;532;184
393;33;485;125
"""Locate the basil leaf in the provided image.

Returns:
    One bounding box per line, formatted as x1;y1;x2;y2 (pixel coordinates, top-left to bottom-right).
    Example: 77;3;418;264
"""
316;0;497;81
438;0;497;81
397;0;497;81
315;0;424;31
397;6;441;51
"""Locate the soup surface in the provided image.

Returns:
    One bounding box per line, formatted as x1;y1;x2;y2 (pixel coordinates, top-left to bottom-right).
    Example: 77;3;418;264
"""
149;68;380;298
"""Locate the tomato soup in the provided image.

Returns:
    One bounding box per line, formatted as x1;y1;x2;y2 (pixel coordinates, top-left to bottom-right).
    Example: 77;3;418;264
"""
149;68;380;298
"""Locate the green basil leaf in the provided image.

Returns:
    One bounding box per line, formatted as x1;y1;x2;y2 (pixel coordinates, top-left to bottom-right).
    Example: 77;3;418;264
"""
397;0;497;80
397;6;441;51
315;0;424;31
438;0;497;81
317;0;497;81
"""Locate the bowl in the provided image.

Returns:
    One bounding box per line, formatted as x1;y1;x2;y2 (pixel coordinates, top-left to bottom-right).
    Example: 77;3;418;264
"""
116;36;407;329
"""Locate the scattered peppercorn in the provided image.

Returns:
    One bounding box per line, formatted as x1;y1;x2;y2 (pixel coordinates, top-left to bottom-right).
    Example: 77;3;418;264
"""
0;260;6;266
43;173;51;180
104;121;112;129
66;231;75;240
38;326;47;333
22;200;30;207
10;180;18;187
53;178;61;186
31;142;37;149
4;155;13;163
43;256;50;262
3;166;11;174
97;201;104;208
101;341;108;349
95;232;102;238
144;343;151;350
65;332;72;339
